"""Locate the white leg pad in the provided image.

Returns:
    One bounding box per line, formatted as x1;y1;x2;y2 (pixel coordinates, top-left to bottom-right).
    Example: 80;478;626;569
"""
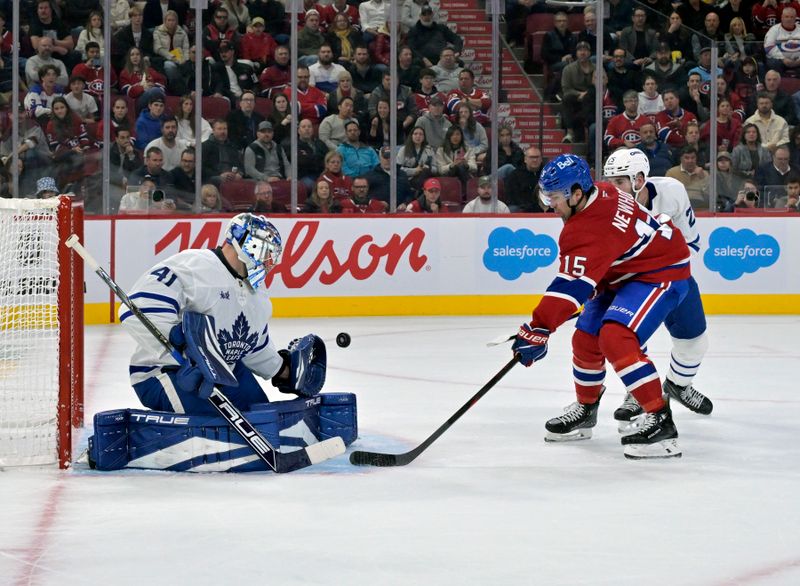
545;428;593;442
623;438;682;460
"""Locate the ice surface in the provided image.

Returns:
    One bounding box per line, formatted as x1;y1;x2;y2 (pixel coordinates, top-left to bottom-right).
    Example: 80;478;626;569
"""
1;315;799;586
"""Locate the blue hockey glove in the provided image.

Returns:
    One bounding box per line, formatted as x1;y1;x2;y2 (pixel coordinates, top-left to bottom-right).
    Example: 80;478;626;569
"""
168;323;186;353
272;334;327;397
512;323;550;367
172;312;238;400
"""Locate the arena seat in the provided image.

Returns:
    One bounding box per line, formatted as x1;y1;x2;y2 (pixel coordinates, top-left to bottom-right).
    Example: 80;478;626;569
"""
201;96;231;121
438;176;464;208
254;97;273;118
220;179;256;211
271;180;308;211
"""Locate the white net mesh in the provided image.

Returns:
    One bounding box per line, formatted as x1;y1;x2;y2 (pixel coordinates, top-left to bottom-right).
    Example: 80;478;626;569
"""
0;198;62;466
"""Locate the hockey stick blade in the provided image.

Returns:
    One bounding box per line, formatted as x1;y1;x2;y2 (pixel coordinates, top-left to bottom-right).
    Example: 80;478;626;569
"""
349;357;518;467
486;334;514;347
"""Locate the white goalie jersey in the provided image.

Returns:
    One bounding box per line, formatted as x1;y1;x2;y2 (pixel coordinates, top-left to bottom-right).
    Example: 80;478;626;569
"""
641;176;700;254
119;248;284;385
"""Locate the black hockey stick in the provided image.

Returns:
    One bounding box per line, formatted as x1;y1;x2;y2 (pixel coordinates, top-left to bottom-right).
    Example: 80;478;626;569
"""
350;357;518;467
65;235;345;473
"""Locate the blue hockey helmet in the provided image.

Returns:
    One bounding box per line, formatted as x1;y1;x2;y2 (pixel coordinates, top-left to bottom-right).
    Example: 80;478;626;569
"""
538;154;594;207
225;213;282;289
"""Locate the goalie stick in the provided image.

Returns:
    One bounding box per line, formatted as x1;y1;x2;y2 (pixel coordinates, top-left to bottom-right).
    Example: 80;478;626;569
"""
349;357;518;467
65;235;345;473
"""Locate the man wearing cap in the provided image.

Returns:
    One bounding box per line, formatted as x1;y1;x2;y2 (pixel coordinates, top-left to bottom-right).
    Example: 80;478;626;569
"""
463;176;511;214
245;121;290;182
404;177;444;213
240;17;278;70
34;176;59;199
414;95;452;150
406;6;464;68
226;89;265;151
209;41;258;102
364;146;413;205
338;120;379;177
617;7;659;69
687;46;723;85
135;95;167;148
646;42;687;89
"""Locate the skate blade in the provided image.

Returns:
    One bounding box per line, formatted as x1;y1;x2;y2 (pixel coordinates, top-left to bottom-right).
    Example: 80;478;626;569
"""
623;438;682;460
545;428;593;442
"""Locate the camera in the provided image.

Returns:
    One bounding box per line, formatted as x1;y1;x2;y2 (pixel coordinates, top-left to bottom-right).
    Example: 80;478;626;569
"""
745;191;758;202
151;189;165;203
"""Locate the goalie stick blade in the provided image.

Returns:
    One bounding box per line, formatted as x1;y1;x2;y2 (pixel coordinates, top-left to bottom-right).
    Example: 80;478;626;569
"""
278;437;347;472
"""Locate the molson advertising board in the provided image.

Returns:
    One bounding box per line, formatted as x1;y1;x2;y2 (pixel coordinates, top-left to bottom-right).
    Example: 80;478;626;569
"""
81;215;800;323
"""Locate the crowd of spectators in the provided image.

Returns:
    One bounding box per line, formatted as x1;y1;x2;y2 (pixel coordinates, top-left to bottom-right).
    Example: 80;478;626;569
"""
2;0;798;213
0;0;544;213
519;0;800;211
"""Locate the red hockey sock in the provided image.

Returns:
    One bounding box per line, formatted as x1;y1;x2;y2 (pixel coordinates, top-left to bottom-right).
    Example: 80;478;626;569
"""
572;329;605;405
598;322;665;413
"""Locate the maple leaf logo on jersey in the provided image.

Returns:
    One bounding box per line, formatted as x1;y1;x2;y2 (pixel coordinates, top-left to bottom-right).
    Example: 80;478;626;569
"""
217;313;260;363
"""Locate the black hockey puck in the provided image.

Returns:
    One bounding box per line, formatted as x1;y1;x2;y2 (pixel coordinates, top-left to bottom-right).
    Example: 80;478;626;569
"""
336;332;351;348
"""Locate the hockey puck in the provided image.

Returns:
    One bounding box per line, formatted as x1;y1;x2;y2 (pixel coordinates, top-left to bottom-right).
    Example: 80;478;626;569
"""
336;332;351;348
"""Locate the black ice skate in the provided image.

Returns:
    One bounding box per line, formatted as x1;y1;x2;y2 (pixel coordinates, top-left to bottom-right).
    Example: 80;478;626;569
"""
621;405;681;459
545;398;601;442
663;379;713;415
613;392;643;434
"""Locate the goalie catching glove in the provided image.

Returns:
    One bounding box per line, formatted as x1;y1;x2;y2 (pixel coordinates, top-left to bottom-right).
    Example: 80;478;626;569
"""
272;334;327;398
512;323;550;367
170;312;238;399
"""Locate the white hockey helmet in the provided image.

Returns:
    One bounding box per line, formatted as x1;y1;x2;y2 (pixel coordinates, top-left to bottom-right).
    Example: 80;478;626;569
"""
603;148;650;193
225;213;282;289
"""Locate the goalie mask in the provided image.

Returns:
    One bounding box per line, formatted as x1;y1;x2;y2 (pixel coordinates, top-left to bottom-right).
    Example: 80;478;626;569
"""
225;213;282;289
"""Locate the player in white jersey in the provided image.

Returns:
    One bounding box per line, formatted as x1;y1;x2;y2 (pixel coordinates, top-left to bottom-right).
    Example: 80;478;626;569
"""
602;148;713;421
120;213;319;415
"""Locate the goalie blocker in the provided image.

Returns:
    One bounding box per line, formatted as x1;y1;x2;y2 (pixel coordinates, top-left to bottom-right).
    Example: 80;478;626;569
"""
89;393;357;472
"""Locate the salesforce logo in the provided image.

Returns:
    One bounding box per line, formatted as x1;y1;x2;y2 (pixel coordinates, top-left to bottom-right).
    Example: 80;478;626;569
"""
483;227;558;280
703;227;780;280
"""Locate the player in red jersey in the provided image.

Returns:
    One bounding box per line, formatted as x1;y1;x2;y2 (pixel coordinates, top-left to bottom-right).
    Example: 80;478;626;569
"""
512;154;691;459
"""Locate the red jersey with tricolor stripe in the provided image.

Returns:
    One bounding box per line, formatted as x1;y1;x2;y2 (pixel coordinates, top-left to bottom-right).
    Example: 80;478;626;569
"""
531;182;691;332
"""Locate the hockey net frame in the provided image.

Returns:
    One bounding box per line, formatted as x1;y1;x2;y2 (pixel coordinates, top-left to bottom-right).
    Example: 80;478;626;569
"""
0;196;84;469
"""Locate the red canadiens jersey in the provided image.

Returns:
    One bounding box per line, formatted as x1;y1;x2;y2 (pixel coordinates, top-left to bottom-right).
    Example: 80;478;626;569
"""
318;171;353;200
604;112;650;149
531;182;691;333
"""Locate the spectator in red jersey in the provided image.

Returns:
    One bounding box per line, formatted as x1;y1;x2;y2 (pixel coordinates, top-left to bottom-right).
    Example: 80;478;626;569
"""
701;98;743;153
716;77;746;122
605;90;651;151
340;175;389;213
403;177;443;213
326;12;363;64
322;0;360;31
318;150;353;200
656;89;698;148
239;17;277;71
447;69;491;126
45;97;92;184
72;42;117;106
203;6;240;61
412;68;446;116
259;45;291;97
283;66;328;124
119;46;167;113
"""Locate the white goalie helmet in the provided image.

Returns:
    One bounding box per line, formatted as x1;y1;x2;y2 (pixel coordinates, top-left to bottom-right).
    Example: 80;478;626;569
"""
225;213;282;289
603;148;650;193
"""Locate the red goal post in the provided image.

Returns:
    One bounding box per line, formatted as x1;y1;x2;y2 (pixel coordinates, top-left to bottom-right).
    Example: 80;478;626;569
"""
0;196;84;468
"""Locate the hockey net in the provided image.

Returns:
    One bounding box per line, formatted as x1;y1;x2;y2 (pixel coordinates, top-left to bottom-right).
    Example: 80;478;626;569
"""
0;197;83;468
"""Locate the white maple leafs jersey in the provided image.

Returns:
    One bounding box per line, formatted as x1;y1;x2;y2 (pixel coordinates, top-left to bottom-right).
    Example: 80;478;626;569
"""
119;248;284;385
641;176;700;254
